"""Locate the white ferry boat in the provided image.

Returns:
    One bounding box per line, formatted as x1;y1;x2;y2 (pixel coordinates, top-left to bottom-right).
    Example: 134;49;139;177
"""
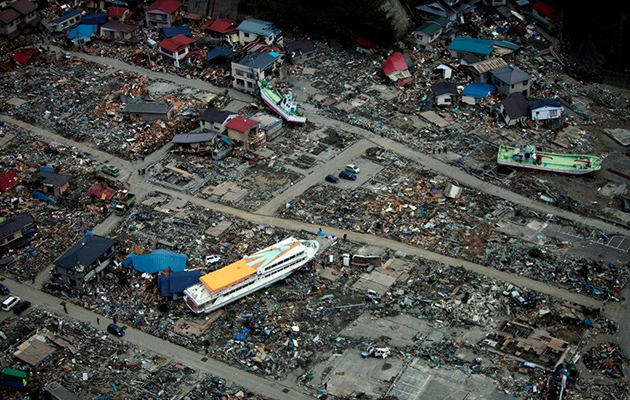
184;237;319;315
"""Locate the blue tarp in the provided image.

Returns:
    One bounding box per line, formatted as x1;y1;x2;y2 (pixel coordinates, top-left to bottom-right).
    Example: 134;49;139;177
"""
162;25;191;38
206;46;233;61
462;83;496;98
124;249;187;273
82;13;106;25
67;24;98;39
157;270;201;297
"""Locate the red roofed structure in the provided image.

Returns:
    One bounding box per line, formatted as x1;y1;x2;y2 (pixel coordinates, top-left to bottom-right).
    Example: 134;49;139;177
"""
145;0;181;28
158;34;199;68
202;17;238;35
0;170;21;192
86;183;116;201
107;6;130;22
13;48;35;65
532;1;561;28
382;52;413;84
225;116;264;151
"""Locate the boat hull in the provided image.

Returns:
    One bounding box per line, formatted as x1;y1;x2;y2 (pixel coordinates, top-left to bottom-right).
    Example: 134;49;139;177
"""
497;161;595;176
259;84;306;124
496;145;601;175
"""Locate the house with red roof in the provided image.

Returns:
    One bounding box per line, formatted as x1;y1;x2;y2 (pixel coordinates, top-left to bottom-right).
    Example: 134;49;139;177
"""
146;0;181;28
0;0;38;39
202;17;238;44
382;52;415;86
107;6;131;23
225;116;265;151
158;34;200;67
531;1;561;29
0;170;20;192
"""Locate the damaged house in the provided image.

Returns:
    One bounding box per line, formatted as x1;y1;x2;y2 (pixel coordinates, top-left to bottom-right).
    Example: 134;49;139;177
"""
53;234;117;288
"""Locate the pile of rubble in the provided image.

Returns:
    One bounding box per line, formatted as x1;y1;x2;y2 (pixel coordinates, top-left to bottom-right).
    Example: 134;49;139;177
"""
582;342;627;378
0;126;108;280
0;309;194;399
0;58;206;160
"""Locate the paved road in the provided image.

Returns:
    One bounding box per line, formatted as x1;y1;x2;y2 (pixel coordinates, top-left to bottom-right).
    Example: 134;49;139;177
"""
257;138;375;215
0;277;314;400
4;115;604;309
303;112;630;238
49;45;254;108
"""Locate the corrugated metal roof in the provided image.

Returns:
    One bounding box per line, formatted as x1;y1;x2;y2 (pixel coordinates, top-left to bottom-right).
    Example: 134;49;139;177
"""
469;57;507;74
172;132;215;144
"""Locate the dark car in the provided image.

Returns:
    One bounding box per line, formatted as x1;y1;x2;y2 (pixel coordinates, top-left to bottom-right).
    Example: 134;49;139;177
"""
0;283;9;296
339;170;357;181
107;323;125;337
325;174;339;183
13;301;31;315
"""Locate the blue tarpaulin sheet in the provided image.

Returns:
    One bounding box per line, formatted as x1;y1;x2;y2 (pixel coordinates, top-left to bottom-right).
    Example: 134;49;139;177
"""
462;83;496;98
219;135;234;146
162;25;191;38
157;270;201;297
67;24;98;39
124;249;187;273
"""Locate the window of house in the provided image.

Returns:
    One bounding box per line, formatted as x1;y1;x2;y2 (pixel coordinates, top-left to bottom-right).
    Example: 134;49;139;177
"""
444;97;451;103
236;78;244;86
550;110;558;117
247;82;253;88
511;84;515;89
178;48;187;55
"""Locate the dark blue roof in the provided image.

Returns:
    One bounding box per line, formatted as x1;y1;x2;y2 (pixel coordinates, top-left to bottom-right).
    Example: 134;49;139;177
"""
162;25;191;38
207;46;233;61
157;270;201;297
237;52;277;70
51;10;81;25
81;13;106;25
529;99;561;110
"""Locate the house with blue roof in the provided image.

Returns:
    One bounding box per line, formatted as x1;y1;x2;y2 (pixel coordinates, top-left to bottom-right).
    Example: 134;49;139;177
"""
231;52;279;93
237;19;281;46
449;36;519;59
48;9;81;32
461;83;496;105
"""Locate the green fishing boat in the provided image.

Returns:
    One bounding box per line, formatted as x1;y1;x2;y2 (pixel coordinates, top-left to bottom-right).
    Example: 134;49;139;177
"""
497;145;601;175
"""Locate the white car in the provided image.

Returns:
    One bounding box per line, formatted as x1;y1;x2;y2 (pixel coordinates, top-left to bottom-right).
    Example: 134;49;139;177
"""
2;296;20;311
346;164;360;174
205;255;221;265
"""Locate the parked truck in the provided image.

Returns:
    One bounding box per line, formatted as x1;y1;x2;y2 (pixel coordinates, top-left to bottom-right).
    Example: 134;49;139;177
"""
114;192;136;216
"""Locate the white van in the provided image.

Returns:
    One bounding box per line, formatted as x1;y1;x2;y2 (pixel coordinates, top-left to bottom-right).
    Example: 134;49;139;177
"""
2;296;20;311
